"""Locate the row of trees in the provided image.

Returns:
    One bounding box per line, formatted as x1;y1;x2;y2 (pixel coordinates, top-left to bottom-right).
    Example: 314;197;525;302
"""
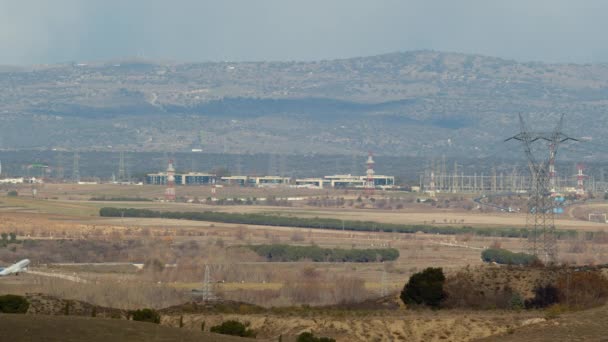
99;207;579;239
90;196;151;202
247;244;399;262
481;248;539;265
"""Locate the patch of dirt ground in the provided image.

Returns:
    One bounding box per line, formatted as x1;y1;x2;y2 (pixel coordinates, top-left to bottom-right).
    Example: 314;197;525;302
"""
476;304;608;342
161;309;541;342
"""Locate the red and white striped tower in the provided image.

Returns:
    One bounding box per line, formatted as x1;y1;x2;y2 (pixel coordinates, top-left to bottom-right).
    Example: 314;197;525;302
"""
429;169;436;197
165;159;176;201
549;143;557;193
576;163;586;197
365;151;375;195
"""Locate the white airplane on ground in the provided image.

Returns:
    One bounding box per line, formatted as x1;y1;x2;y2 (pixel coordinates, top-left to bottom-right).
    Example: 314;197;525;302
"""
0;259;30;276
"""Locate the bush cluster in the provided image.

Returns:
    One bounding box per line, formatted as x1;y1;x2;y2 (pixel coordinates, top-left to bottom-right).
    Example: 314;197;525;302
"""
442;269;523;310
481;248;539;265
0;232;20;248
428;266;608;311
99;207;579;238
297;332;336;342
130;308;160;324
209;320;255;338
401;267;446;308
525;285;560;309
248;244;399;262
0;295;29;313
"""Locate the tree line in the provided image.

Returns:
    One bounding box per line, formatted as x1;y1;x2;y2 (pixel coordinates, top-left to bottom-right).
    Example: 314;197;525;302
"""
481;248;539;265
99;207;580;239
247;244;399;262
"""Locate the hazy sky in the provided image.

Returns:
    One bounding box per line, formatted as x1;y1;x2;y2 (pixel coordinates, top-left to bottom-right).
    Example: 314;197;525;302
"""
1;0;607;65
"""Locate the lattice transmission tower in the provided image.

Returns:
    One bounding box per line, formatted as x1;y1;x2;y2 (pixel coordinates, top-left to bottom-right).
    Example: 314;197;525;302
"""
506;114;577;263
202;264;216;302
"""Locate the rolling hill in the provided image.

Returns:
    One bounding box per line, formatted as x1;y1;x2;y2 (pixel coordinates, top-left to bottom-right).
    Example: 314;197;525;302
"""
0;51;605;158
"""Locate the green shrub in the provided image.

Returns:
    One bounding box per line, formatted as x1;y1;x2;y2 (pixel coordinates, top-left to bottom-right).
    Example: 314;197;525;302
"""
0;295;29;313
248;244;399;262
401;267;446;308
131;308;160;324
7;190;17;197
509;292;525;310
210;320;255;338
481;248;539;265
525;285;559;309
297;332;336;342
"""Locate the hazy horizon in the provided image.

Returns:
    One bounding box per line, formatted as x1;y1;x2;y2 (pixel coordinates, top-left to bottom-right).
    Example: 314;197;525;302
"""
2;0;608;66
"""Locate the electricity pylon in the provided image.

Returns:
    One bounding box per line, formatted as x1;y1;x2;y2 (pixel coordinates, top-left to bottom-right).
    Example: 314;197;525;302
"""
506;114;577;263
202;265;216;302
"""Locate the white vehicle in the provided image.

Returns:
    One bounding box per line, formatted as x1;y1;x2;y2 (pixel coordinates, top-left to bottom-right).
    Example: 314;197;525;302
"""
0;259;30;276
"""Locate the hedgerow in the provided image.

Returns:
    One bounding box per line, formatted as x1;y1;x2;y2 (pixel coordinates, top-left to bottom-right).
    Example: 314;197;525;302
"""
99;207;579;238
481;248;539;265
247;244;399;262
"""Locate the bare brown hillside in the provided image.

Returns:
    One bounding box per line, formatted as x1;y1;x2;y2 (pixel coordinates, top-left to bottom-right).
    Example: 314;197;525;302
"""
0;314;248;342
477;304;608;342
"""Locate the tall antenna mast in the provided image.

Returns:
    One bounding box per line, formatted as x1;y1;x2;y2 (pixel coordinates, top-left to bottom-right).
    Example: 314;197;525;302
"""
365;151;375;195
506;113;577;263
165;159;176;201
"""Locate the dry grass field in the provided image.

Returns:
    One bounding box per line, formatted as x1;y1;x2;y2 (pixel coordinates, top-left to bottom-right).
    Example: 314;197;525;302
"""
161;308;541;342
1;184;608;340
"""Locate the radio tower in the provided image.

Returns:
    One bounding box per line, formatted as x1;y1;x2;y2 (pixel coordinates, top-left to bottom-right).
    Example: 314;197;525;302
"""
429;160;436;197
548;143;557;193
506;114;577;263
576;164;587;197
165;159;176;201
365;151;375;195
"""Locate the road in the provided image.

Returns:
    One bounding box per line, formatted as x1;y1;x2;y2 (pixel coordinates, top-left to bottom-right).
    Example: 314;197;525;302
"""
28;270;88;283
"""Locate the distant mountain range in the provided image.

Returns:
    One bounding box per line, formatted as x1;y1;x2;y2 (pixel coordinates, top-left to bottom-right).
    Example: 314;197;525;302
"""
0;51;605;159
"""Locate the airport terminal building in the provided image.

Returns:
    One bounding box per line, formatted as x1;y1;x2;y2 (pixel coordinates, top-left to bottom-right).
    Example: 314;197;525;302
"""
146;173;394;189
